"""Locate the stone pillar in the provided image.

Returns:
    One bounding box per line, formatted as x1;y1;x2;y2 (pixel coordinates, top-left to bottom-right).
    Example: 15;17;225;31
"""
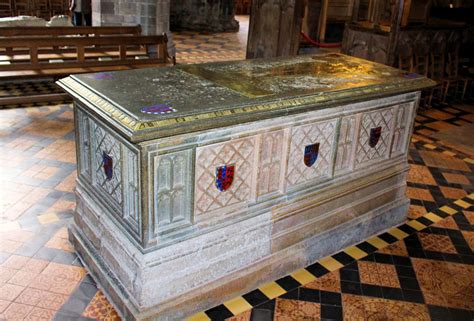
246;0;305;59
170;0;239;32
156;0;175;57
302;0;321;40
92;0;175;56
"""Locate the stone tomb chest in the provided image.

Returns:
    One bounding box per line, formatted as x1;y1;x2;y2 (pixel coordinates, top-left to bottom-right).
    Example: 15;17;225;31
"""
58;53;434;320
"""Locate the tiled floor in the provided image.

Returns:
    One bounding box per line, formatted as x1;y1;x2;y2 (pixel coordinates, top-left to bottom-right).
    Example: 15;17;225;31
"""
173;15;248;65
0;16;473;321
187;104;474;321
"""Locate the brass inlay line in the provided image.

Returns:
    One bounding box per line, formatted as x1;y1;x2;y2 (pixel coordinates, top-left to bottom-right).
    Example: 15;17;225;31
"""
59;76;435;138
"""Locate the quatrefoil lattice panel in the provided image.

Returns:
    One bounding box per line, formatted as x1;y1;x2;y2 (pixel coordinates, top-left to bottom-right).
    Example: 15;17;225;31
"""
92;122;123;207
194;137;256;217
355;107;394;167
286;119;337;187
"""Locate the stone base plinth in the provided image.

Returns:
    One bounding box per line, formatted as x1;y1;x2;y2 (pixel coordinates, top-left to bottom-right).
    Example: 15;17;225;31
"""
57;55;434;321
70;165;408;320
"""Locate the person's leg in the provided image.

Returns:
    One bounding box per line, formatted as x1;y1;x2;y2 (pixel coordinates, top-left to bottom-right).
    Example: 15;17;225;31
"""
78;13;84;26
84;13;92;26
73;12;83;26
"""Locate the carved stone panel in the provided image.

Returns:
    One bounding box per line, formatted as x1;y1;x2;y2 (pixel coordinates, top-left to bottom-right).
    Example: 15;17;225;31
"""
335;115;357;174
391;103;413;157
91;121;123;209
79;109;140;237
76;108;91;180
355;107;394;167
286;119;337;188
257;130;286;198
153;150;193;234
124;149;140;231
194;137;256;217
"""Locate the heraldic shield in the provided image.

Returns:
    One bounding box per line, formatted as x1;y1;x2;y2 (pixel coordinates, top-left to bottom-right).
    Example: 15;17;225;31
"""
369;126;382;148
216;164;235;192
304;143;320;167
102;151;114;180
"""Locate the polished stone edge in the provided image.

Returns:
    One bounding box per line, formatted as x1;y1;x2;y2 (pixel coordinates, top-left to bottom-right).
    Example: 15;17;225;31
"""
69;195;408;321
57;76;434;143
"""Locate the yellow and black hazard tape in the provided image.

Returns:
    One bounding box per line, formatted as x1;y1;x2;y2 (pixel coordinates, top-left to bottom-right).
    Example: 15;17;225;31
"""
187;193;474;321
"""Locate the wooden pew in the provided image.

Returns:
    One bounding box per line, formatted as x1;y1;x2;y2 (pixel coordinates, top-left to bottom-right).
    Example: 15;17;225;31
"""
0;25;142;37
0;29;175;105
1;0;69;19
0;0;13;17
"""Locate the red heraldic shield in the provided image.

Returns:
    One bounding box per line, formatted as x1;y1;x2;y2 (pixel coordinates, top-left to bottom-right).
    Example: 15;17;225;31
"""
369;126;382;148
215;165;235;192
304;143;320;167
102;151;113;180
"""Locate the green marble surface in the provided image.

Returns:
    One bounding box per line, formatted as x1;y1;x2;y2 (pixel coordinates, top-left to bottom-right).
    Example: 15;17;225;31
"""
59;53;435;142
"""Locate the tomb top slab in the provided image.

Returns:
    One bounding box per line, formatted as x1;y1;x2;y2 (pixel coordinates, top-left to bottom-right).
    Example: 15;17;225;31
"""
57;53;434;143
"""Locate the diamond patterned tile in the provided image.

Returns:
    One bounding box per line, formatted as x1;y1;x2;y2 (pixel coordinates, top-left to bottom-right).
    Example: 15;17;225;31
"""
36;291;68;310
41;262;86;282
15;287;45;306
443;107;462;114
412;258;474;310
425;121;459;131
422;109;456;121
377;240;409;257
21;258;49;274
408;205;428;219
432;216;459;230
342;294;430;320
358;261;401;288
461;231;474;250
304;270;341;293
225;310;251;321
0;239;22;254
3;302;34;320
406;187;435;202
0;283;25;301
407;165;437;185
22;119;74;138
1;255;30;270
442;172;471;185
417;128;436;136
0;267;16;284
418;151;471;172
8;270;39;287
82;291;121;320
461;114;474;122
274;298;321;320
440;186;468;200
24;307;55;321
464;211;474;225
29;274;79;295
418;233;457;254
